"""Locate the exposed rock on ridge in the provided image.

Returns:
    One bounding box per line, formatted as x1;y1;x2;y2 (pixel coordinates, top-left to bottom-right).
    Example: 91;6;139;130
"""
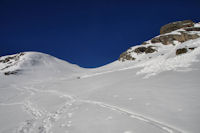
160;20;194;34
119;51;135;62
0;52;25;75
151;32;199;45
119;20;200;62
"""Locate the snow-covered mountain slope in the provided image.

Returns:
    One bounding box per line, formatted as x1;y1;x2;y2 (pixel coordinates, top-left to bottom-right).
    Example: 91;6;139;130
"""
0;52;85;79
1;20;200;133
82;37;200;79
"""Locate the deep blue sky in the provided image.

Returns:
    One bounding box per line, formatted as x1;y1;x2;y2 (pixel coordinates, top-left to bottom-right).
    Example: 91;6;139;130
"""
0;0;200;68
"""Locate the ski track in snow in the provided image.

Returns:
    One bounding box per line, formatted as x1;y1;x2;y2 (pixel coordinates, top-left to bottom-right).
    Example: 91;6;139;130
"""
9;85;185;133
79;100;183;133
81;66;137;79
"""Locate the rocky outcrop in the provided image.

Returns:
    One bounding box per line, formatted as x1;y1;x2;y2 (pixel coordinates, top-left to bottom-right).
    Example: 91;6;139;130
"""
134;46;156;54
150;20;199;45
0;52;25;63
118;46;157;61
118;20;200;61
176;48;188;55
0;52;25;73
119;51;135;62
151;32;199;45
4;70;19;75
134;47;146;53
175;47;197;56
184;27;200;32
160;20;194;34
119;51;135;61
188;47;196;50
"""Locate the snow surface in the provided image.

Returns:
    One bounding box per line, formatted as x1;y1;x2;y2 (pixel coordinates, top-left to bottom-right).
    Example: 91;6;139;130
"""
1;38;200;133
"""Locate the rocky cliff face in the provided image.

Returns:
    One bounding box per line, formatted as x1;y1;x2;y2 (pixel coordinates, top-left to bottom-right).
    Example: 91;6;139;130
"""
119;20;200;62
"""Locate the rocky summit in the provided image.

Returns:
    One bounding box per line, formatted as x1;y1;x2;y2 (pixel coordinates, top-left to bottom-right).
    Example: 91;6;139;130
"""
119;20;200;62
